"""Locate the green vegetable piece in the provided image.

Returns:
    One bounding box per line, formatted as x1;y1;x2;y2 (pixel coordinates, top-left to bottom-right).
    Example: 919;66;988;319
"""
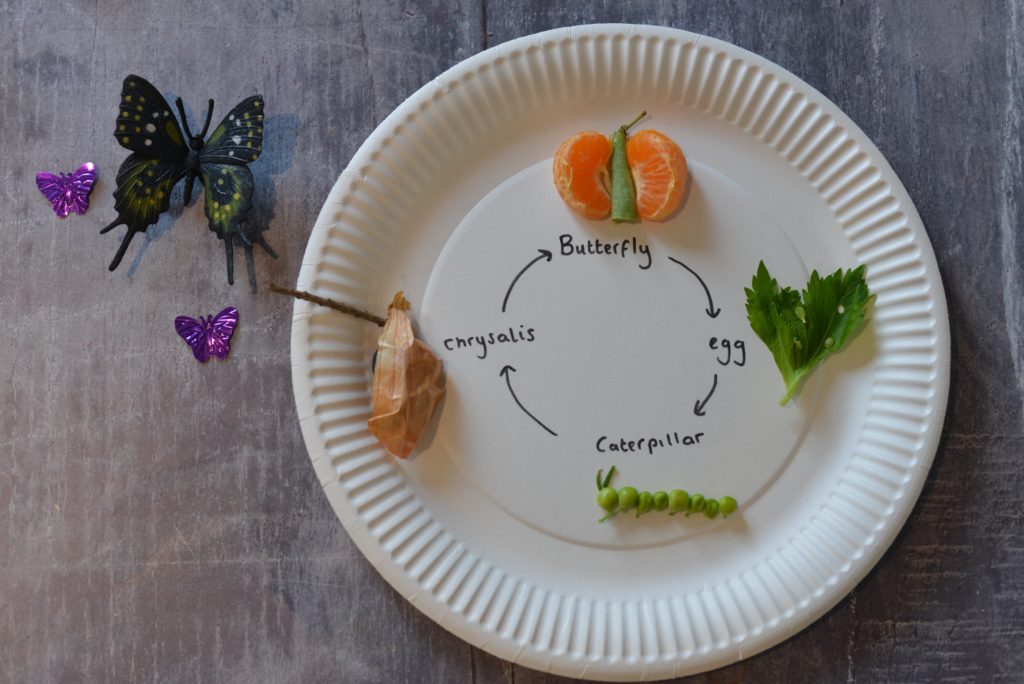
609;111;645;223
636;491;654;517
687;493;705;516
745;260;873;405
596;465;617;490
592;468;736;527
668;489;690;514
719;496;738;518
618;486;638;511
597;487;619;512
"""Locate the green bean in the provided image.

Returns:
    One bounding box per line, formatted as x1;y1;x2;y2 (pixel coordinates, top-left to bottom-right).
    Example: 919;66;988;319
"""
593;467;737;524
596;466;617;490
610;111;645;223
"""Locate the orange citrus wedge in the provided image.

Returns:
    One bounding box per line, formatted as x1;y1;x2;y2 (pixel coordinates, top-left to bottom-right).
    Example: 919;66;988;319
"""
626;129;688;221
552;130;613;219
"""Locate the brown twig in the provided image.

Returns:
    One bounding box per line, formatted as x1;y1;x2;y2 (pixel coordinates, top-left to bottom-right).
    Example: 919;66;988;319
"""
269;283;386;327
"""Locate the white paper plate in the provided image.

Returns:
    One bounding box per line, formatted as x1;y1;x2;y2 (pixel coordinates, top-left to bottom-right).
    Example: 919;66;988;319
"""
290;25;950;681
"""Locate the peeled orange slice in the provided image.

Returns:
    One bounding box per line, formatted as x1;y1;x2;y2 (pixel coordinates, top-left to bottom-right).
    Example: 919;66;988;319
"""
626;130;688;221
552;131;613;219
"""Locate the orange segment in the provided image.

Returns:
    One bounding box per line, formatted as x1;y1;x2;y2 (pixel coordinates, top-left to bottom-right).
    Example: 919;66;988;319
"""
626;130;688;221
552;131;613;219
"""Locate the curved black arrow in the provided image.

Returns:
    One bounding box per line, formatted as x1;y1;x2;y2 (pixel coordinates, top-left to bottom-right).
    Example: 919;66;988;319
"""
499;365;557;436
502;249;553;313
667;256;721;318
693;374;718;417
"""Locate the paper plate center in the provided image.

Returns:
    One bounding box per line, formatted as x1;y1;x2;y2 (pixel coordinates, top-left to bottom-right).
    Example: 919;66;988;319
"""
420;158;815;548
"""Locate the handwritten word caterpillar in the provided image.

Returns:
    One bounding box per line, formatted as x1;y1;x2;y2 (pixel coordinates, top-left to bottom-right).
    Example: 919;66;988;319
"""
594;466;738;523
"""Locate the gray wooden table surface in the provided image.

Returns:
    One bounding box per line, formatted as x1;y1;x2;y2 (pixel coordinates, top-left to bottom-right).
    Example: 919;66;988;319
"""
3;1;1022;682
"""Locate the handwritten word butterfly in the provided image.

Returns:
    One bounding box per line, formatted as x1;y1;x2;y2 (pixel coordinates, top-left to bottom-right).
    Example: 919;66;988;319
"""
102;75;268;283
174;307;239;362
36;162;96;217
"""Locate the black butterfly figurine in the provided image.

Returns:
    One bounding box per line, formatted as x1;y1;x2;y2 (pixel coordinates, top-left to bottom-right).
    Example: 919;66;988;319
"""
101;75;270;283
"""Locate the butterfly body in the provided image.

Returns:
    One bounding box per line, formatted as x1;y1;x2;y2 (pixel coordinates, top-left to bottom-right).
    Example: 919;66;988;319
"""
174;306;239;362
102;75;267;283
36;162;96;217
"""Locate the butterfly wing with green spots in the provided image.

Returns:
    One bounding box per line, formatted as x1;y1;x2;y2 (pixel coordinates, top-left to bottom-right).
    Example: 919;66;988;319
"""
101;154;187;270
103;75;190;271
200;95;264;164
198;95;266;283
114;75;189;159
198;163;255;284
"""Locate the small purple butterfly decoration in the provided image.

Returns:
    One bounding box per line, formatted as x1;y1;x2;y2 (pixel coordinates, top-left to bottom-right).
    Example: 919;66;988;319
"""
174;307;239;362
36;162;97;217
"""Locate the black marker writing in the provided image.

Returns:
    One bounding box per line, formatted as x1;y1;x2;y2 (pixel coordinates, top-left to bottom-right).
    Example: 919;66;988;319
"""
709;337;747;366
596;431;705;456
559;234;653;270
443;325;537;360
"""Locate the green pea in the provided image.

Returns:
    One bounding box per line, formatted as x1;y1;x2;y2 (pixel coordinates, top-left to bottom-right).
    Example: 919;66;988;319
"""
636;491;654;516
597;487;619;512
652;491;669;511
719;496;738;518
688;493;705;516
668;489;690;514
617;486;638;511
610;111;645;222
703;499;720;519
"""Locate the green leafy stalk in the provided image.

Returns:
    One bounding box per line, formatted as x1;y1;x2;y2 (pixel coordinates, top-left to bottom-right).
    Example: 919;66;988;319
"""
610;111;645;223
745;261;873;405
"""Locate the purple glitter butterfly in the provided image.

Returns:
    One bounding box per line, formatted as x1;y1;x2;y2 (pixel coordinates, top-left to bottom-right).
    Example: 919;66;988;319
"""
174;307;239;362
36;162;97;217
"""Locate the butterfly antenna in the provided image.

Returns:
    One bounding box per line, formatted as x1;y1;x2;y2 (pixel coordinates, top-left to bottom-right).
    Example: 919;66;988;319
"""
175;97;195;140
108;228;137;271
198;99;215;140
